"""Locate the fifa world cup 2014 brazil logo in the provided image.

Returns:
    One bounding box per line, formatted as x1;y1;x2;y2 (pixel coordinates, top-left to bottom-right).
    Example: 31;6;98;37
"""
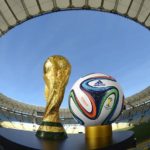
36;55;71;139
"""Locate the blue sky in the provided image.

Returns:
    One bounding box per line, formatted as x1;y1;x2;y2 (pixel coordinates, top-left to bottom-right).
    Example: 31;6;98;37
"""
0;10;150;108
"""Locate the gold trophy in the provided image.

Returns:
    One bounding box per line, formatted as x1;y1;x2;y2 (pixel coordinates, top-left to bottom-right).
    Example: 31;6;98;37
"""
36;55;71;139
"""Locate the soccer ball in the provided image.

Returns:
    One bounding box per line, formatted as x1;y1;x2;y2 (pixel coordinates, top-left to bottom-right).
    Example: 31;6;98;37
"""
68;73;124;126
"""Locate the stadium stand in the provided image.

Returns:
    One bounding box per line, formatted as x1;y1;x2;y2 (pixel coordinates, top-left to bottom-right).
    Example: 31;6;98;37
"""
0;89;150;130
0;87;150;149
0;93;80;132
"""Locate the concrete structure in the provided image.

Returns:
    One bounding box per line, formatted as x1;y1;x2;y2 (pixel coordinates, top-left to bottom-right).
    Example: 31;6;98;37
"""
0;87;150;132
0;0;150;133
0;0;150;37
126;86;150;106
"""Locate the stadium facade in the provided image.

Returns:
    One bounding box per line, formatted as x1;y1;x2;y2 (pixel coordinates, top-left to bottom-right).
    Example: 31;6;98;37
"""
0;86;150;133
0;0;150;37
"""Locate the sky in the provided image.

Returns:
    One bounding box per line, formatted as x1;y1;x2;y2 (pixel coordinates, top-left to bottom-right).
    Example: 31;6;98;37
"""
0;10;150;108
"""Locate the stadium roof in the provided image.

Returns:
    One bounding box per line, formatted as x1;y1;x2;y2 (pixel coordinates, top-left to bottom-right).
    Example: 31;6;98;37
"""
0;0;150;37
126;86;150;105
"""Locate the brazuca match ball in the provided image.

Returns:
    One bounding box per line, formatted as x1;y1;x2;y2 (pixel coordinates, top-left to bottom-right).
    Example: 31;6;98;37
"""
68;73;124;126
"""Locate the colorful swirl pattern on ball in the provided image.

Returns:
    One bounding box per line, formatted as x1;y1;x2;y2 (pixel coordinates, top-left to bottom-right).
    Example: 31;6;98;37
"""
69;76;120;125
109;95;125;124
69;90;85;125
81;77;119;124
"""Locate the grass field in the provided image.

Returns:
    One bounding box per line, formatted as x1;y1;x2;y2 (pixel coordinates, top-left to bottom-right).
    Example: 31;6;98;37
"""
129;121;150;143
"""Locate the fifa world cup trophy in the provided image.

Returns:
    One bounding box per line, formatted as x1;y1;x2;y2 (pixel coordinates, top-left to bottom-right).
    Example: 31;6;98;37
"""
36;55;71;139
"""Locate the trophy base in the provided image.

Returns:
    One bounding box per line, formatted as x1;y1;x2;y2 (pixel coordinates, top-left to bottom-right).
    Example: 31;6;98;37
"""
0;128;136;150
36;121;67;140
36;130;67;140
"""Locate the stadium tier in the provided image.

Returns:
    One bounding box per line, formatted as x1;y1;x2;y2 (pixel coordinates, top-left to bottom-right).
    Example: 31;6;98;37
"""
126;86;150;106
0;87;150;133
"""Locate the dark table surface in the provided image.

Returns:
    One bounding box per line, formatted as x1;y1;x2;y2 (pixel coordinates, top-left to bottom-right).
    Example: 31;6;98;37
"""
0;128;136;150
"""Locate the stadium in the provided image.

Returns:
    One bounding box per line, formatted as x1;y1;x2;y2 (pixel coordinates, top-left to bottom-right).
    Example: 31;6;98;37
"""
0;0;150;150
0;87;150;149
